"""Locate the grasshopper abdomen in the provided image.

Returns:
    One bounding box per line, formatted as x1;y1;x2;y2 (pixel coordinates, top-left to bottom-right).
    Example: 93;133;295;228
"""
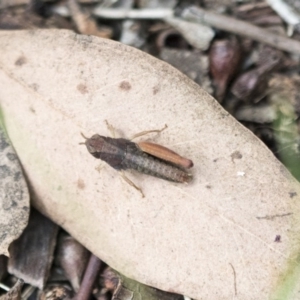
122;142;192;183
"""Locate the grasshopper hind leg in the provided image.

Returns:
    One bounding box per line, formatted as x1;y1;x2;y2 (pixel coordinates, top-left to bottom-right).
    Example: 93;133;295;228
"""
119;171;145;198
105;120;167;141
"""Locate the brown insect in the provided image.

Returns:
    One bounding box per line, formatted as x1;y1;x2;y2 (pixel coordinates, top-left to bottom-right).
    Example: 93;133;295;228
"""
81;124;193;196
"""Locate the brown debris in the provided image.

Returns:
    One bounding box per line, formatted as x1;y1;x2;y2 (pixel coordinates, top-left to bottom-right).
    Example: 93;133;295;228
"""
181;6;300;55
0;279;23;300
268;73;300;114
209;37;241;102
0;5;73;30
98;268;183;300
164;17;214;50
234;2;283;26
67;0;112;38
38;284;73;300
231;66;268;102
156;28;190;50
231;46;281;102
55;232;89;292
8;208;59;290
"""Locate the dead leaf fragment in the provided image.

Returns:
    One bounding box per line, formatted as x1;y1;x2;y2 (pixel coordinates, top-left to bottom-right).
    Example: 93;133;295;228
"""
0;124;29;256
100;268;183;300
8;208;59;289
56;232;89;292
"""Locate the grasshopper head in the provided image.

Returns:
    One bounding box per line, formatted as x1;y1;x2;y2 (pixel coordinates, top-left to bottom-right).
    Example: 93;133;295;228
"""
83;134;106;158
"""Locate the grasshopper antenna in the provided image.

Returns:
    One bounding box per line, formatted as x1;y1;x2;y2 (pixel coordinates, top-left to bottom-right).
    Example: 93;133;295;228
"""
131;124;168;140
79;132;89;145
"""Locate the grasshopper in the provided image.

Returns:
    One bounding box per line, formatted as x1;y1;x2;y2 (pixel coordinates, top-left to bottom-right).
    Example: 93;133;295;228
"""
82;124;193;196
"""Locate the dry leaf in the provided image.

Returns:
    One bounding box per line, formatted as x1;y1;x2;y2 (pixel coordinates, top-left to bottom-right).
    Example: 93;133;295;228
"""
0;30;300;299
0;123;29;256
55;232;89;292
8;208;59;289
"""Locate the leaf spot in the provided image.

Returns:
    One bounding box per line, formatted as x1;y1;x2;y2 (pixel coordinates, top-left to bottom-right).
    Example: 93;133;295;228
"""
289;191;297;198
30;83;39;91
153;85;160;95
77;178;85;190
77;83;89;94
231;151;242;161
29;106;36;113
119;81;131;91
274;235;281;242
15;56;27;66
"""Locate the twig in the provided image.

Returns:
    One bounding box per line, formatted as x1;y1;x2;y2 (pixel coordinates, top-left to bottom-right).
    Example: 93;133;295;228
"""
68;0;112;38
266;0;300;35
0;282;10;292
74;254;102;300
0;0;29;9
93;7;173;19
181;6;300;55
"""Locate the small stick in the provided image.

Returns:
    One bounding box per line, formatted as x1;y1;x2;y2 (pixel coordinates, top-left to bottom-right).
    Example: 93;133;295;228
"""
93;8;173;19
266;0;300;35
120;171;145;198
74;254;102;300
0;0;28;9
181;6;300;55
0;282;10;292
